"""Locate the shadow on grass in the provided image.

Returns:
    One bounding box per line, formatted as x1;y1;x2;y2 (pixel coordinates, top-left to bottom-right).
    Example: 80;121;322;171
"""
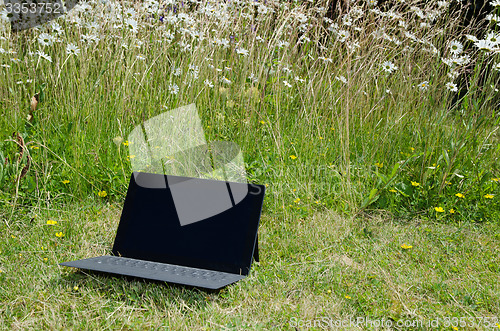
53;268;221;309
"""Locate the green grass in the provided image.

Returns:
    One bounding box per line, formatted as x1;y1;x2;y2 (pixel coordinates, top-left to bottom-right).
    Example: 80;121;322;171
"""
1;0;500;328
0;204;499;329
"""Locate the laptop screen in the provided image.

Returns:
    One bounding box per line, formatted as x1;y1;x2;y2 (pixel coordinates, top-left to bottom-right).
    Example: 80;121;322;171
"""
112;172;265;275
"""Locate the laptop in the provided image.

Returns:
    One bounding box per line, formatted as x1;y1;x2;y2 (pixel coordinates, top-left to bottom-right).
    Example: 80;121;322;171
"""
60;171;265;290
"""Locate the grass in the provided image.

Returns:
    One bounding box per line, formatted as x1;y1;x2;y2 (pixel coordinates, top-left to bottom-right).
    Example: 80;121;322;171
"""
0;0;500;329
0;203;499;329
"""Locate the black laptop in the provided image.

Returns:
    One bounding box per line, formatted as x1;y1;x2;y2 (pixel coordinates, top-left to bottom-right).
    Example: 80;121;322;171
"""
60;171;265;290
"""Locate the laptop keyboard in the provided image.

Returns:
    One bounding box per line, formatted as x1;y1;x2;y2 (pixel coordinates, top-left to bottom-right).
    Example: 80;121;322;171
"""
96;256;229;282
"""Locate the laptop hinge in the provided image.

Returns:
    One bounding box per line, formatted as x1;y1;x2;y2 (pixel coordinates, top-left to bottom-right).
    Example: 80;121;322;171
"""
253;234;259;263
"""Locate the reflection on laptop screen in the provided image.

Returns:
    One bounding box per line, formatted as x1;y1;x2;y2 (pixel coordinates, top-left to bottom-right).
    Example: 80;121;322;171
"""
112;172;265;275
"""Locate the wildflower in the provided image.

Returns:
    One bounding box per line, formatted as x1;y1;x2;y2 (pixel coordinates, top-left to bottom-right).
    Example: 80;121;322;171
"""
204;79;214;88
419;81;429;91
124;18;138;33
168;84;179;95
283;80;292;88
38;33;54;47
492;0;500;7
474;39;496;52
448;40;463;55
294;198;300;203
221;77;232;85
455;193;464;198
401;243;413;249
172;67;182;76
411;181;420;187
73;286;79;291
51;22;63;35
35;50;52;63
344;295;351;299
98;190;107;198
62;180;70;184
492;178;500;182
449;209;455;214
55;232;64;237
484;194;494;199
236;47;249;56
485;31;500;46
123;140;129;146
381;61;398;73
465;34;479;42
290;155;297;160
46;220;57;225
335;76;347;84
66;43;80;56
375;162;383;168
435;207;445;213
136;55;146;61
446;82;458;92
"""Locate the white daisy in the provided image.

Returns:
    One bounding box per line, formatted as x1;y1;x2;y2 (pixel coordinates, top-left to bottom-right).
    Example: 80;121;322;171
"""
445;82;458;92
283;80;292;87
66;43;80;56
136;54;146;61
38;33;54;47
419;81;429;91
491;0;500;7
474;39;496;52
448;40;463;55
485;31;500;45
168;83;179;95
236;47;249;56
204;79;214;88
381;61;398;73
221;77;232;85
35;50;52;62
335;76;347;84
124;18;138;33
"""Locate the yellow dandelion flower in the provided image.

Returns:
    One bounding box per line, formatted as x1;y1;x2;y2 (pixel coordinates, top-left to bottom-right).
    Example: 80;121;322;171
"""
62;180;70;184
484;194;494;199
73;286;79;291
319;136;323;140
401;243;413;249
123;140;129;146
434;207;445;213
411;181;420;187
344;295;351;299
260;121;265;124
289;155;297;160
46;220;57;225
449;209;455;214
375;162;383;168
455;193;464;198
55;232;64;238
43;258;48;261
294;198;300;203
98;190;107;198
327;289;331;294
410;147;415;152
